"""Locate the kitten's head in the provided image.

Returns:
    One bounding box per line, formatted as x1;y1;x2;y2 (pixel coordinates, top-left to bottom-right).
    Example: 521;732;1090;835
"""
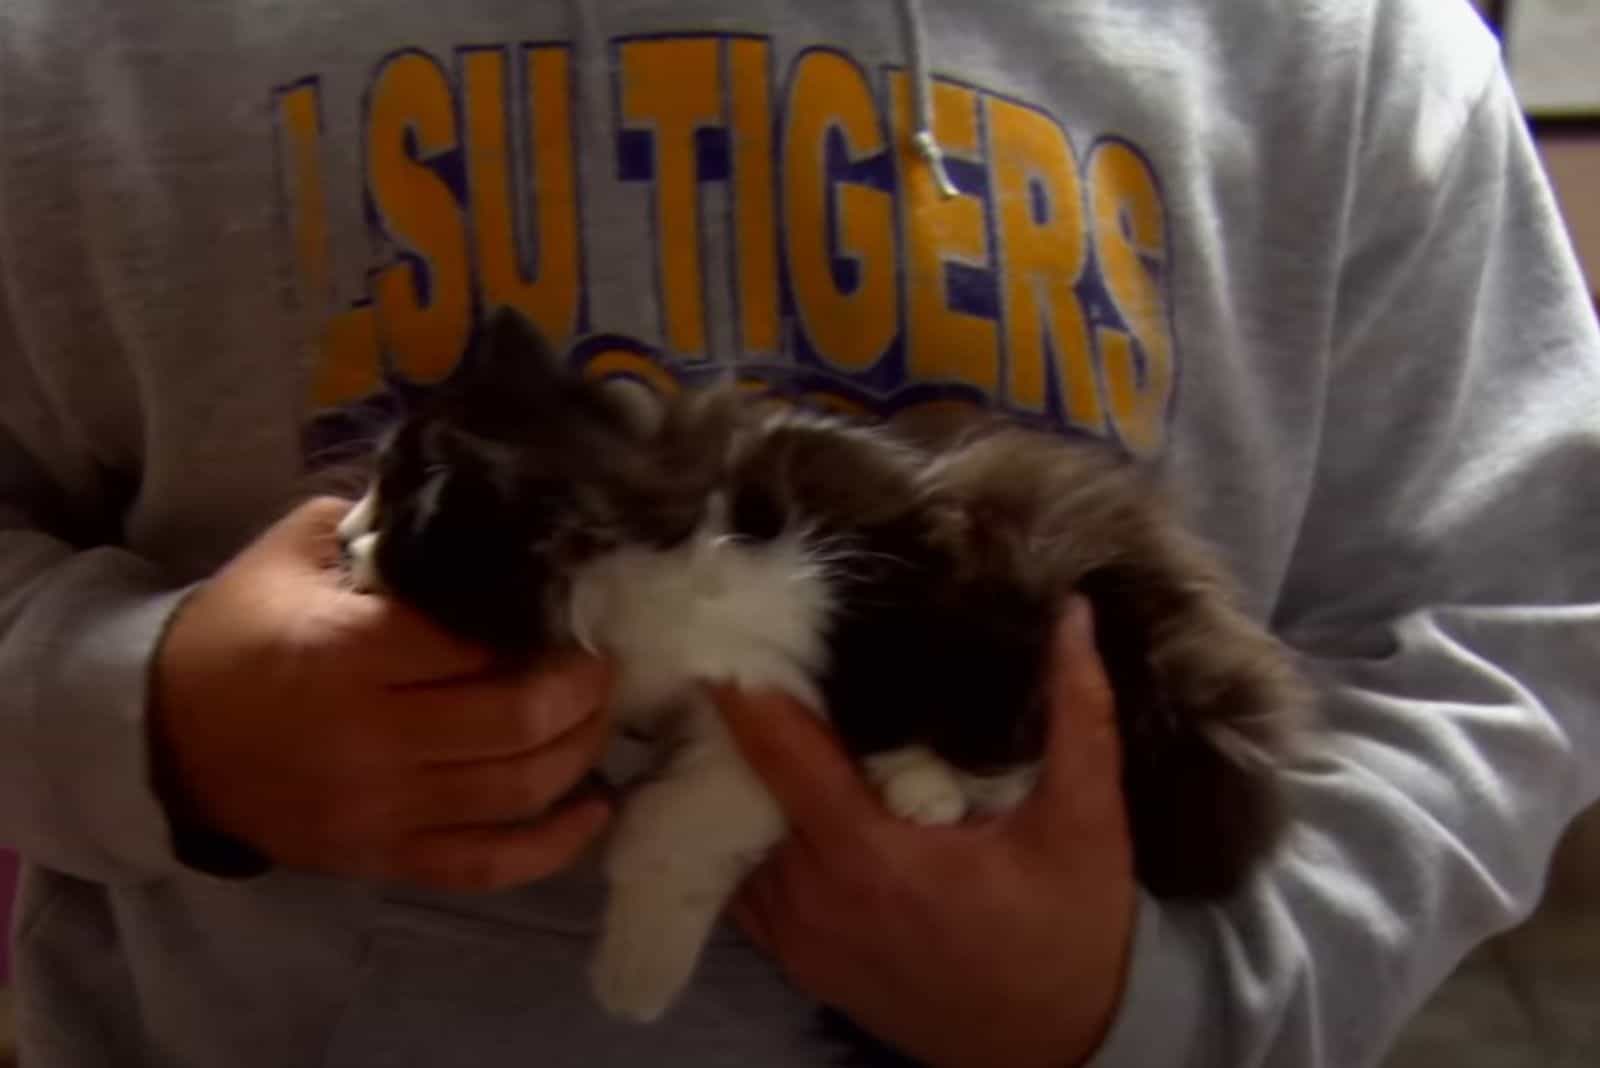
337;309;722;654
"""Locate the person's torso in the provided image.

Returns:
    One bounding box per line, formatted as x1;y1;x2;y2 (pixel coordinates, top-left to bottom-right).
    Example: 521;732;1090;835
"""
1;1;1479;1063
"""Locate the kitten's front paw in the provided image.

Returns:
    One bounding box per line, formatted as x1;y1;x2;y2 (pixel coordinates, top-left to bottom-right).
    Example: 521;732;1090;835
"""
592;931;692;1023
866;748;968;826
591;890;708;1023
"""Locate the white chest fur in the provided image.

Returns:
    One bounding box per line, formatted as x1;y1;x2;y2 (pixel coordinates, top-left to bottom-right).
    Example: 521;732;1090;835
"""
338;488;1025;1022
566;518;834;732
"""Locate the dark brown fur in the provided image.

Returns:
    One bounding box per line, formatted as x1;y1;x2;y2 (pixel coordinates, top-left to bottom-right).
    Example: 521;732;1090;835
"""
363;310;1306;900
724;410;1305;899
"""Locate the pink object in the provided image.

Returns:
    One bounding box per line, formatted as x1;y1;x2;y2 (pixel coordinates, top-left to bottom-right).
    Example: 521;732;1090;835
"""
0;847;18;984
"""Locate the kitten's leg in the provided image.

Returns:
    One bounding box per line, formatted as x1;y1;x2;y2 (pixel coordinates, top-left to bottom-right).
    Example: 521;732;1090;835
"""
592;699;785;1022
864;745;969;826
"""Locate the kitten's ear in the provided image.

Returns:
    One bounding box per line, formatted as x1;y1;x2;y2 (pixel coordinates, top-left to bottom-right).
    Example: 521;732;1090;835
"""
481;306;571;390
449;307;572;406
598;378;667;439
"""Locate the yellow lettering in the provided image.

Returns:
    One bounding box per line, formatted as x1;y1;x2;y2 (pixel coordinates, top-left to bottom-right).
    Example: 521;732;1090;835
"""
729;38;780;356
781;50;897;372
619;38;722;357
1088;141;1173;456
577;347;682;397
800;390;871;418
278;83;384;408
309;307;383;408
987;97;1100;427
367;52;473;385
889;73;997;395
462;46;580;347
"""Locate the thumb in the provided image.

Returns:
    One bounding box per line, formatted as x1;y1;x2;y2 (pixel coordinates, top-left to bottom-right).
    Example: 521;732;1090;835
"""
1015;596;1125;842
271;496;498;681
264;496;354;570
710;685;884;842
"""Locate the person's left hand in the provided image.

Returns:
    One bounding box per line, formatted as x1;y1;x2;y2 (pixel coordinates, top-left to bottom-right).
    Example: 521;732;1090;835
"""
713;597;1138;1068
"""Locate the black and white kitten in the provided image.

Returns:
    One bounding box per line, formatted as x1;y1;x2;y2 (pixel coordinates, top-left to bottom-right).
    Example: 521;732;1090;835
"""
337;309;1307;1021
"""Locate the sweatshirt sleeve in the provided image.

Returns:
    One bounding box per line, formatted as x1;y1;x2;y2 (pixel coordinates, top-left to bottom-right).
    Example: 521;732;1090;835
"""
1088;52;1600;1068
0;336;192;885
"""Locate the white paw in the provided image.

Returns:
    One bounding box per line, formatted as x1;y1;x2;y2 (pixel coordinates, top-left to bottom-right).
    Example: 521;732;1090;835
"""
867;749;968;826
591;936;690;1023
590;889;711;1023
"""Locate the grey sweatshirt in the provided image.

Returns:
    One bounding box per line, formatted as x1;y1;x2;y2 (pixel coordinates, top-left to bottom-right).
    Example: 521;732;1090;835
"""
3;0;1599;1065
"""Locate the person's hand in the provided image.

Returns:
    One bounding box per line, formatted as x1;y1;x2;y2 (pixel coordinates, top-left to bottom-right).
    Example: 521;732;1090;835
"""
151;497;614;890
715;597;1136;1068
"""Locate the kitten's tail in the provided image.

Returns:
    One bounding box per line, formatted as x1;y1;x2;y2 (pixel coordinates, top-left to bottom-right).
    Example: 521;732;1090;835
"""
1084;565;1310;901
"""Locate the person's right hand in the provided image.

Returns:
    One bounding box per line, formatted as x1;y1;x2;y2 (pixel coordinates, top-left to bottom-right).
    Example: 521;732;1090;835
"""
150;497;614;891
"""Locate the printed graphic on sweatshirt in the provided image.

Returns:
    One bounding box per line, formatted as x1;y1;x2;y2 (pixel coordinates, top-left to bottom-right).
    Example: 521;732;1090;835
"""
275;35;1176;458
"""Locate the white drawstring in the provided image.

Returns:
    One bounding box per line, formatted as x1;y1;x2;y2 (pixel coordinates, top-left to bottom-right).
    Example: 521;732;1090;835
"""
899;0;958;199
569;0;958;212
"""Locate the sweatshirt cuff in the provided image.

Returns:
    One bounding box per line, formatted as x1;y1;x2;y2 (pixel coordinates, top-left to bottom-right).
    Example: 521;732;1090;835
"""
7;549;197;883
1082;893;1212;1068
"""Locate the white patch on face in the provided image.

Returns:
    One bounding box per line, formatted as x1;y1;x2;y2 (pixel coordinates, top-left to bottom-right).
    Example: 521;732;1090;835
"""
338;485;379;542
346;532;383;593
338;487;385;593
415;466;450;535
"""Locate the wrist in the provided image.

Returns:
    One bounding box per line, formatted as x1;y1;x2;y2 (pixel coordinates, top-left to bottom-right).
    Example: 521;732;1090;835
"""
145;583;271;879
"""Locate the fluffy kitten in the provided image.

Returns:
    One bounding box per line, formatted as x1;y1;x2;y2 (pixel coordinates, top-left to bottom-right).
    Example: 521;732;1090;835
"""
337;309;1307;1021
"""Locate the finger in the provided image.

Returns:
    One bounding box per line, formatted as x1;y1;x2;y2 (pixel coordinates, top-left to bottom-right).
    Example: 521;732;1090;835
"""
381;796;612;892
1015;596;1124;839
733;859;804;972
710;685;885;844
397;711;611;828
733;847;832;996
250;498;494;682
386;653;613;762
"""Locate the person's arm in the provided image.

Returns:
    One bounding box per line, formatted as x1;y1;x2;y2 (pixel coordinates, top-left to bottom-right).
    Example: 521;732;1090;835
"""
715;44;1600;1068
0;409;194;882
0;301;617;890
1088;59;1600;1068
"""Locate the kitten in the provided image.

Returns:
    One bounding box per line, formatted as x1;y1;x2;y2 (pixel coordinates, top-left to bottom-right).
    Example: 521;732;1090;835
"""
337;308;1308;1022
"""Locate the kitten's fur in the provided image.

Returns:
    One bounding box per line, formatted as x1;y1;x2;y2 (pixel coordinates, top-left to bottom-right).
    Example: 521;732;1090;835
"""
338;310;1307;1021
